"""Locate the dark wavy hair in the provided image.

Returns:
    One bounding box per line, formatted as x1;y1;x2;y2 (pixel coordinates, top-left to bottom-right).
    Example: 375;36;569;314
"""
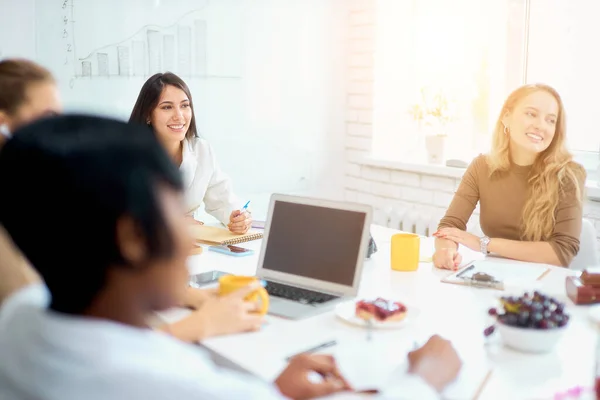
129;72;198;140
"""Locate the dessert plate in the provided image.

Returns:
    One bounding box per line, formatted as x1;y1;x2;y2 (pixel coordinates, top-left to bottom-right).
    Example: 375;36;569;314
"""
335;300;419;330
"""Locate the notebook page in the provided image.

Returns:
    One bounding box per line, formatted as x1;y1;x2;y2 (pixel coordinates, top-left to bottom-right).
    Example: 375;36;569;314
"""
464;261;547;283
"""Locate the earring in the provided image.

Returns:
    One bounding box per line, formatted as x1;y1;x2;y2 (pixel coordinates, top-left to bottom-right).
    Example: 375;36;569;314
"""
503;125;509;135
146;120;151;125
0;123;11;139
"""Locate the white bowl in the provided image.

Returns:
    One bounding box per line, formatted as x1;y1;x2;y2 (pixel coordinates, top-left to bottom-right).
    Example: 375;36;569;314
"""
496;322;567;353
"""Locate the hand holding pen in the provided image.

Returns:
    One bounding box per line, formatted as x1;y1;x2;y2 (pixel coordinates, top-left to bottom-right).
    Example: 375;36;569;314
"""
228;200;252;234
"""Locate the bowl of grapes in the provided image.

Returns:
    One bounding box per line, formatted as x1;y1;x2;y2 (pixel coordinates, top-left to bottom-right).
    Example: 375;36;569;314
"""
486;291;570;353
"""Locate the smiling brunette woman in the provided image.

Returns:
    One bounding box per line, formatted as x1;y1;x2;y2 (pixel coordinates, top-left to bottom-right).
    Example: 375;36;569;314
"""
129;72;251;234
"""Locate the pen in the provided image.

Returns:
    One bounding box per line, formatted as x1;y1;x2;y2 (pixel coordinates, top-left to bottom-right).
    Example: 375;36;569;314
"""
239;200;250;215
285;340;337;361
455;264;475;278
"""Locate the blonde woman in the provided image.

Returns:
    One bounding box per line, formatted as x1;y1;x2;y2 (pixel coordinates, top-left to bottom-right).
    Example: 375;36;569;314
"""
433;84;586;269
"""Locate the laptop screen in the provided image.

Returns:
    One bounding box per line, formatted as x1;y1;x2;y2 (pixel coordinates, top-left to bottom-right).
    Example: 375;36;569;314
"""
261;200;366;287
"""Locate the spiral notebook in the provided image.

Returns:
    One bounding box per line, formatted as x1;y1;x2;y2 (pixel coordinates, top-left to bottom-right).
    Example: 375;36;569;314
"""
189;225;263;245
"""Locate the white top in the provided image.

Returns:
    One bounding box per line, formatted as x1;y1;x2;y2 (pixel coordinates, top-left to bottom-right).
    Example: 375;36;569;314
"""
0;284;438;400
0;284;284;400
180;137;240;225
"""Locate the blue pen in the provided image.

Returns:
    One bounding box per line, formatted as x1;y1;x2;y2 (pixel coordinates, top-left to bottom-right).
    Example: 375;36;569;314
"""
239;200;250;215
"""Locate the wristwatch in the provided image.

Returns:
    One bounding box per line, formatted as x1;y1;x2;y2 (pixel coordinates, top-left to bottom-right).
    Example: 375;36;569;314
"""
480;236;491;254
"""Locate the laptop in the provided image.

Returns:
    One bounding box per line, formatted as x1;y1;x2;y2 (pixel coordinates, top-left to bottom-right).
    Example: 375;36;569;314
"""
256;194;373;320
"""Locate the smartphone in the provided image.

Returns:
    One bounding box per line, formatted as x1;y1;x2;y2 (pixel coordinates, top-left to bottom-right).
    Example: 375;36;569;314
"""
208;244;255;257
189;270;229;288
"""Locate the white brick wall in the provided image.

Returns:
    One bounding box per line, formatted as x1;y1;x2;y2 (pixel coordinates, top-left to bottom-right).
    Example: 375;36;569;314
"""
390;171;420;187
584;202;600;241
348;68;374;81
346;123;372;137
420;176;456;192
362;166;389;182
348;94;373;109
342;0;600;252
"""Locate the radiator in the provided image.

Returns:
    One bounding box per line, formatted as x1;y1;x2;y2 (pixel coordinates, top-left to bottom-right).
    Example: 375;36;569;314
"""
373;206;483;237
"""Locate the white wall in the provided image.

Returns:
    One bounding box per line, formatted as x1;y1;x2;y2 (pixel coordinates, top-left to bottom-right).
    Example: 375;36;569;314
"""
0;0;347;220
230;0;348;217
0;0;36;59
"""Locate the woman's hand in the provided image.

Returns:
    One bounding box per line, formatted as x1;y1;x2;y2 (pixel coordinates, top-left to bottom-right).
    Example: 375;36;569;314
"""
180;286;217;309
228;210;252;234
434;228;480;252
432;248;462;270
275;354;352;399
165;283;265;343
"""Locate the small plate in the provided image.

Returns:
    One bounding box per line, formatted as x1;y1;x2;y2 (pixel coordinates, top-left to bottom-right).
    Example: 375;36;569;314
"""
335;300;419;329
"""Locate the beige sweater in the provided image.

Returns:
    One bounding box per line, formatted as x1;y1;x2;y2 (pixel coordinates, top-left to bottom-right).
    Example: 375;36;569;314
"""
438;154;583;266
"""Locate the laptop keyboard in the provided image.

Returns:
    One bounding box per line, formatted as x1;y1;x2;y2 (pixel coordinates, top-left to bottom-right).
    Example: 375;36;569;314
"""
264;281;339;305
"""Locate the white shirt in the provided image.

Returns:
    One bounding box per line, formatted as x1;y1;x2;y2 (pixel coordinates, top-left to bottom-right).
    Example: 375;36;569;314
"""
0;285;284;400
0;285;438;400
180;137;240;225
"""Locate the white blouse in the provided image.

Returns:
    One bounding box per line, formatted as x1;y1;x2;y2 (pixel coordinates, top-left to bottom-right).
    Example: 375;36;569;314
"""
0;285;439;400
0;284;285;400
179;137;240;225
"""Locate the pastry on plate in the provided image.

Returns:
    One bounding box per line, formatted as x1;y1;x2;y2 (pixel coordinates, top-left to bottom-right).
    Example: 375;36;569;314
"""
355;297;407;322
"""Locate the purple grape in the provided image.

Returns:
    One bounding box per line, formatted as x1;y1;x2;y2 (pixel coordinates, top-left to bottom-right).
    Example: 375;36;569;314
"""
483;325;495;337
542;300;553;310
532;312;543;322
505;314;518;326
531;302;544;312
517;311;530;326
558;318;568;327
497;292;570;330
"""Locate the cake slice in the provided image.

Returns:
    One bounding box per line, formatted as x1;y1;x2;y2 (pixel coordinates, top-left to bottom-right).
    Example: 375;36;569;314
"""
355;297;407;322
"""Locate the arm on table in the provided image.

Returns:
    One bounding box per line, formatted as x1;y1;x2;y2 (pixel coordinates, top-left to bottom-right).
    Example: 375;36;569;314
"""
487;175;584;267
433;158;480;268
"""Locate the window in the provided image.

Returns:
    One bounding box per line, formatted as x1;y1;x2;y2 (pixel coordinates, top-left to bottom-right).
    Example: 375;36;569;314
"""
526;0;600;175
374;0;600;176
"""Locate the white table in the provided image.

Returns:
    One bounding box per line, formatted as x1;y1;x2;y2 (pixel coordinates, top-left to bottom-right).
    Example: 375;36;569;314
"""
167;225;598;399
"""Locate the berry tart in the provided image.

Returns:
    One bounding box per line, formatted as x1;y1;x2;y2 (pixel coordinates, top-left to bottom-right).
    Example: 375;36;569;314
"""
355;297;407;322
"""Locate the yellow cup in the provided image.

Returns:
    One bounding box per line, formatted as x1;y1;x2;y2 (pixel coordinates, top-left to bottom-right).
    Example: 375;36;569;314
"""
218;275;270;315
391;233;420;271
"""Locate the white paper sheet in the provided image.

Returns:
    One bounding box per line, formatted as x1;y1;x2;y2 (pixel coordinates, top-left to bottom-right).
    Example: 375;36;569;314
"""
443;260;549;287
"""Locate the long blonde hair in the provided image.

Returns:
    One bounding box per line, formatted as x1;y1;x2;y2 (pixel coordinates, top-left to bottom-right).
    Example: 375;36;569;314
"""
487;83;586;241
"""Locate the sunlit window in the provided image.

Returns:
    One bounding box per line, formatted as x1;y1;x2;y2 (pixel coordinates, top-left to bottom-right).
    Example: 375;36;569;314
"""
527;0;600;171
374;0;599;173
